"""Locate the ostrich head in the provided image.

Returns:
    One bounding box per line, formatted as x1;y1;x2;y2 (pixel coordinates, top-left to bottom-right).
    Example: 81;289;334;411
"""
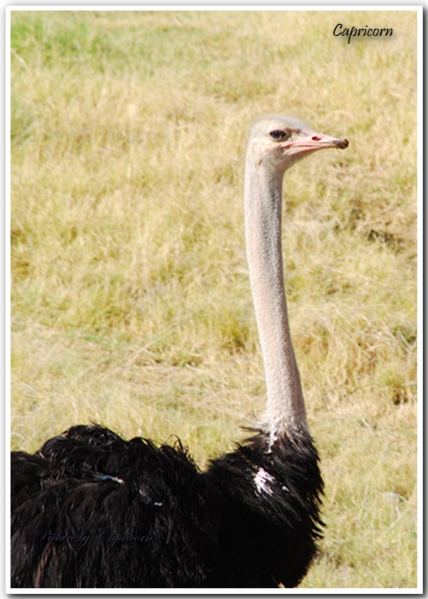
247;116;349;176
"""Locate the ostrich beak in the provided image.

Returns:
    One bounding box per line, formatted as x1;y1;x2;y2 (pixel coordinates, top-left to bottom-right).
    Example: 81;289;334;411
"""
281;130;349;156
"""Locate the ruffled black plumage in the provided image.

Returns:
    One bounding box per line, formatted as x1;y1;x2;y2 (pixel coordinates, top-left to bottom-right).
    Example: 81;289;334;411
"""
11;424;322;588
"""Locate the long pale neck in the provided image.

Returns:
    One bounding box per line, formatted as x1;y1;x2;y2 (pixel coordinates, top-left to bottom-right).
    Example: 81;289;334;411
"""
244;157;307;437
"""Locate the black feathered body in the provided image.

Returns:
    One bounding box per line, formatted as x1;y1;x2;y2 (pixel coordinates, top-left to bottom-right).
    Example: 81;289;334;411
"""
11;425;323;588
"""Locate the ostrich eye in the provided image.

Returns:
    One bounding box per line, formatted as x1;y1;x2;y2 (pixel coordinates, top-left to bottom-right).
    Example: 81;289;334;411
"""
269;129;289;141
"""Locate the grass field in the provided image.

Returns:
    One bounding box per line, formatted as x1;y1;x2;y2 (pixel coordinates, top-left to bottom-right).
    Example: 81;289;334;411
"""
10;9;418;589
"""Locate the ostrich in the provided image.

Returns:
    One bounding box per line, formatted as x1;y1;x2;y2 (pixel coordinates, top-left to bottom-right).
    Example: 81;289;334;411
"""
11;116;348;588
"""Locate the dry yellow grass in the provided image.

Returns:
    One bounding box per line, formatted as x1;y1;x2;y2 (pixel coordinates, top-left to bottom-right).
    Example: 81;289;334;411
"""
10;9;418;588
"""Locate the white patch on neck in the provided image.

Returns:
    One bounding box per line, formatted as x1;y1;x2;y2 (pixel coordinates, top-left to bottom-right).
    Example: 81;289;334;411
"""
267;430;278;453
254;467;275;496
